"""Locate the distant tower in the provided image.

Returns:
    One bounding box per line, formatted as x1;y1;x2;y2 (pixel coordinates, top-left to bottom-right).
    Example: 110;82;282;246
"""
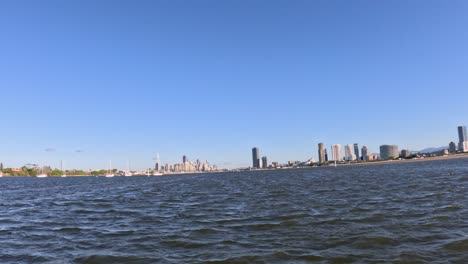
458;126;467;143
318;143;326;164
257;158;263;169
262;156;268;169
449;142;457;153
354;143;359;160
183;155;187;163
155;153;161;171
344;144;355;161
324;149;328;161
361;146;369;161
252;147;260;168
331;144;342;161
458;126;468;152
401;149;411;158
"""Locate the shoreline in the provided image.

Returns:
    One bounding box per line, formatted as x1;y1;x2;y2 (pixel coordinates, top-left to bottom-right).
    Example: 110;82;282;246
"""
342;153;468;167
2;153;468;177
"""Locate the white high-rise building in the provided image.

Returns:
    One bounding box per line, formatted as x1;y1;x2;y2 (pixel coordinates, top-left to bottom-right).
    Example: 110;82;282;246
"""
331;144;343;161
344;144;356;161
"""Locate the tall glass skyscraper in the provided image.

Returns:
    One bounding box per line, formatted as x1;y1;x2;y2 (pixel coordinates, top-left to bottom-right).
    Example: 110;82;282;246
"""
318;143;326;164
353;143;359;160
361;146;369;160
458;126;468;152
261;156;268;169
344;144;354;161
458;126;467;143
252;147;260;168
331;144;342;161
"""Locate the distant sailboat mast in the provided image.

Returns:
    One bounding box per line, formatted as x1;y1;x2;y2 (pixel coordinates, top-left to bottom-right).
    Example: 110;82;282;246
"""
106;160;114;177
37;163;47;178
61;160;67;177
125;160;132;176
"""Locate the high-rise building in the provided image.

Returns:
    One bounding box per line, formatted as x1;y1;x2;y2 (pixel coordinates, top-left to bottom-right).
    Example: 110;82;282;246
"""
318;143;326;164
257;158;263;169
183;155;187;163
401;149;410;158
252;147;260;168
344;144;354;161
262;156;268;169
361;146;369;161
155;162;160;171
458;126;467;142
324;149;328;161
449;142;457;153
354;143;359;160
458;126;468;152
380;145;399;160
331;144;342;161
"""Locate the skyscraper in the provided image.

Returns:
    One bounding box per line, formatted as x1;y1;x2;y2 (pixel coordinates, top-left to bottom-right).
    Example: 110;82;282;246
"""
262;156;268;169
354;143;359;160
401;149;410;158
344;144;355;161
361;146;369;161
252;147;260;168
380;145;399;160
331;144;342;161
458;126;467;142
449;142;457;153
318;143;326;164
458;126;468;152
183;155;187;163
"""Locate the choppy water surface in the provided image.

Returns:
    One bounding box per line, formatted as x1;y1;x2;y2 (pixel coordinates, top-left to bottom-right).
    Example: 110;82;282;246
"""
1;159;468;263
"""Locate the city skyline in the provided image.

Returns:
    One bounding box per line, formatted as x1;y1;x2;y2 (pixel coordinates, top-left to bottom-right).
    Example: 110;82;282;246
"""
1;1;468;169
2;124;467;171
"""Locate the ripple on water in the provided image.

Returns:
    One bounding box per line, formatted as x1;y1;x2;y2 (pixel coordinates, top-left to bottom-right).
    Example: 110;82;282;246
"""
0;158;468;263
73;255;159;264
444;239;468;251
352;236;400;249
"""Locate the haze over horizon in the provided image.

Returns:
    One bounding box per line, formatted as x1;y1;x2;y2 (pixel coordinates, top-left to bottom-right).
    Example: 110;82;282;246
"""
2;0;468;170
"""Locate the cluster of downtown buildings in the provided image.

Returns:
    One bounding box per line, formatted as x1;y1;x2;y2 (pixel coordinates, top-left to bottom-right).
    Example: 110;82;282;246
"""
318;143;400;164
251;125;468;168
251;147;270;169
154;155;217;173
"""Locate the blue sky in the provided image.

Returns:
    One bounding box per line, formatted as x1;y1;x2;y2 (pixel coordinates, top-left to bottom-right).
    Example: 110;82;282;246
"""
1;0;468;170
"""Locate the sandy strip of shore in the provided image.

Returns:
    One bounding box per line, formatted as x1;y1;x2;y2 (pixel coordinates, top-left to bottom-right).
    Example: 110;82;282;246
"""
342;153;468;167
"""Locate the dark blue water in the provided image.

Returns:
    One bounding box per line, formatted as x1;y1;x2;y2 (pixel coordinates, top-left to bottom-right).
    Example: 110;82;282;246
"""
1;158;468;263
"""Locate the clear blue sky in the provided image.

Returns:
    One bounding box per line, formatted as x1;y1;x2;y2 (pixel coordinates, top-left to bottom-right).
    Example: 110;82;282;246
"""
1;0;468;170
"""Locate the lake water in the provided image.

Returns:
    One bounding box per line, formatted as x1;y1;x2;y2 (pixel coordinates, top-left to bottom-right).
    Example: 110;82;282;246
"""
1;158;468;263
